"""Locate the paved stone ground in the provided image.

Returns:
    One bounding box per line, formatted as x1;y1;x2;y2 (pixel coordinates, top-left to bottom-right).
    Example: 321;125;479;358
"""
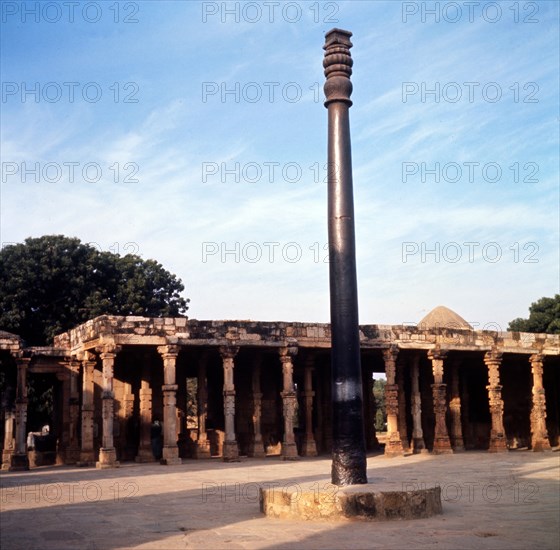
1;450;558;550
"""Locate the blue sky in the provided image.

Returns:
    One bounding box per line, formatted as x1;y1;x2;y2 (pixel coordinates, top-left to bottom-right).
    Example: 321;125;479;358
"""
1;0;558;329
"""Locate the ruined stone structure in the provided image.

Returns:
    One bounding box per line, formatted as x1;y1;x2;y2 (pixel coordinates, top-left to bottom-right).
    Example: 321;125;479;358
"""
1;306;559;470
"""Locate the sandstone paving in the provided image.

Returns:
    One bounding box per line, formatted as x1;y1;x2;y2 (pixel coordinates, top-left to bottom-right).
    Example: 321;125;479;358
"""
1;451;558;550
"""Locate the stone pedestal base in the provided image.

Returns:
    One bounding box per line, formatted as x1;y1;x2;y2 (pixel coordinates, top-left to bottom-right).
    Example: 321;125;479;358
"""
488;436;508;453
195;440;212;459
432;437;453;455
64;448;81;464
301;438;318;457
412;438;428;454
6;453;29;471
260;485;442;521
222;441;239;462
248;440;266;458
384;435;405;457
135;449;156;463
161;445;182;465
282;443;299;460
2;450;14;470
96;448;119;469
531;438;551;452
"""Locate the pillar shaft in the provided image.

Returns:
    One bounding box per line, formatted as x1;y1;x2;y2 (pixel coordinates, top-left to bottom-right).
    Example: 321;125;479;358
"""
195;354;211;458
397;360;409;451
96;345;120;468
530;354;551;451
383;347;404;457
80;354;96;464
2;410;15;469
449;361;465;451
324;28;367;486
9;357;30;470
484;351;507;452
220;346;239;461
410;355;426;453
158;345;181;465
428;349;452;454
249;356;265;458
302;358;318;456
280;347;299;460
65;359;81;463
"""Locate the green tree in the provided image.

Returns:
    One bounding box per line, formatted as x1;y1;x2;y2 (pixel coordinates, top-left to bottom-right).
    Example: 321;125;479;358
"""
508;295;560;334
373;378;386;432
0;235;189;345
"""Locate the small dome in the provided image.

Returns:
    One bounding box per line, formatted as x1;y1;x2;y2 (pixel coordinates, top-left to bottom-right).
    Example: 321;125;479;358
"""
418;306;472;330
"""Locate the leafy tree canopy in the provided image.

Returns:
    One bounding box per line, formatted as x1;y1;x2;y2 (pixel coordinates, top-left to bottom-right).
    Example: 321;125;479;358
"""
507;295;560;334
0;235;189;345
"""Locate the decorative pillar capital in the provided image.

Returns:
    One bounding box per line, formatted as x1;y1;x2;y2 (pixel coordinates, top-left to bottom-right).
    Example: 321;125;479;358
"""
529;354;544;367
427;348;447;362
219;346;239;361
323;28;353;107
96;344;121;360
383;345;399;365
279;346;298;363
484;350;503;366
157;344;180;359
383;346;399;384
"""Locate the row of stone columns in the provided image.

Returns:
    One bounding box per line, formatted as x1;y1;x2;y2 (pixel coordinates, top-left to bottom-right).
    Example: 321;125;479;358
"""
2;345;552;469
216;345;317;461
383;348;552;456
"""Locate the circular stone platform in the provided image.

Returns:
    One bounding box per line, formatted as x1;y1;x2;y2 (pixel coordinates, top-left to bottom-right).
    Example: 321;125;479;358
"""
260;483;442;521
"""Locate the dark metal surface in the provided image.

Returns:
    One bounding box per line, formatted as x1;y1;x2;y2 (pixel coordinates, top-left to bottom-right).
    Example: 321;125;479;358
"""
323;28;367;486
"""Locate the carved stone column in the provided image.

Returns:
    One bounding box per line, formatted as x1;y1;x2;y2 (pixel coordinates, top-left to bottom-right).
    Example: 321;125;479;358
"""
10;357;30;470
410;354;427;453
2;410;15;470
280;346;299;460
79;352;96;465
449;360;465;451
484;350;508;453
301;356;318;456
428;349;453;454
220;346;239;461
195;353;211;458
364;370;380;450
248;355;265;457
158;345;181;465
529;354;551;451
397;359;410;451
136;359;154;462
383;347;404;457
96;344;121;468
63;359;81;463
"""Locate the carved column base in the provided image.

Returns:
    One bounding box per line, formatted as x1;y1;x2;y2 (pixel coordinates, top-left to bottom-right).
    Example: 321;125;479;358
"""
135;446;156;463
488;435;508;453
7;453;29;471
96;447;119;469
76;452;96;467
384;434;405;457
65;448;81;464
451;438;465;452
301;437;318;457
531;437;551;452
432;437;453;454
222;440;239;462
2;449;14;470
412;438;429;454
248;438;266;458
195;438;212;459
161;445;181;465
282;442;299;460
